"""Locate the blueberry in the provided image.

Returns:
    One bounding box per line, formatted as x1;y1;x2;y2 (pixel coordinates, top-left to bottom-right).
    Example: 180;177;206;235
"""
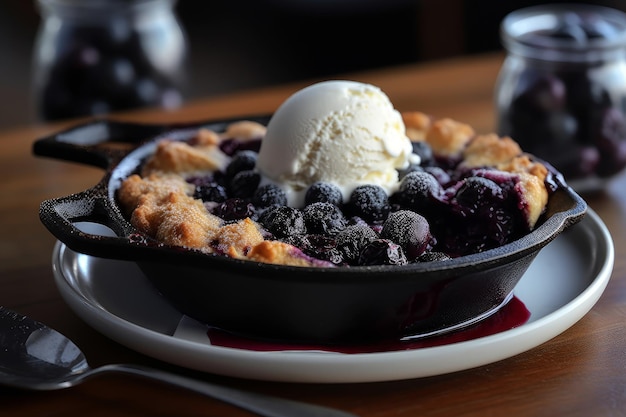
595;107;626;177
287;234;344;265
258;206;306;239
500;77;557;151
548;144;600;179
186;175;213;187
454;176;504;214
546;111;579;144
423;166;451;186
302;202;347;235
219;138;262;156
380;210;432;260
335;223;378;265
229;170;260;198
304;182;343;206
565;70;612;116
347;185;390;224
411;141;433;165
395;171;441;209
513;73;567;114
448;176;520;251
252;183;288;207
226;150;258;178
193;182;227;203
213;198;256;221
358;239;407;266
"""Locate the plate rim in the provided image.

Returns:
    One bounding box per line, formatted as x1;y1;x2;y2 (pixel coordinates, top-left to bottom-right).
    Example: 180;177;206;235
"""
51;209;614;383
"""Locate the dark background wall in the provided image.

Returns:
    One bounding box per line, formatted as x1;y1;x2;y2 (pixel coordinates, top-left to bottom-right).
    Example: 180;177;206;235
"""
1;0;624;129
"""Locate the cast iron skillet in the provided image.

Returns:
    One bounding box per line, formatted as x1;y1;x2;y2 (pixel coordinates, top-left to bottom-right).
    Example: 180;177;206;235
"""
33;116;587;345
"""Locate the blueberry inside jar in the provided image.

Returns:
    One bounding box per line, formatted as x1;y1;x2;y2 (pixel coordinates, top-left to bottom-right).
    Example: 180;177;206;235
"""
33;0;188;121
495;3;626;192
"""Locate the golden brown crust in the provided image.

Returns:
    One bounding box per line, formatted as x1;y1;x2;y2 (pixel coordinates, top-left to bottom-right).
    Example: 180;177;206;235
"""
402;111;432;141
152;192;222;251
223;121;267;141
117;173;193;216
192;128;221;146
517;173;549;228
497;155;549;228
462;134;522;168
247;241;318;267
141;140;230;176
425;118;475;157
214;218;265;257
497;155;548;181
118;171;221;249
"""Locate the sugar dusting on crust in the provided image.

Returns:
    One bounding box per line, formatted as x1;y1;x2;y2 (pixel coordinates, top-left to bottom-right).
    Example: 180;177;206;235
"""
425;118;475;157
462;134;522;168
214;218;265;257
119;172;222;250
142;140;230;176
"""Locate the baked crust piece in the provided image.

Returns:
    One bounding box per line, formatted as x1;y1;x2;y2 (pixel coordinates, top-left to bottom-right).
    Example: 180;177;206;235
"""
424;118;475;157
402;111;432;141
119;173;221;249
141;140;230;176
223;120;267;140
214;218;265;258
497;155;549;227
462;134;522;168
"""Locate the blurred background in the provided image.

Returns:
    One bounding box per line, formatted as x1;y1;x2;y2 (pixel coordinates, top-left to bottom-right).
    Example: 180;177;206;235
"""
1;0;624;130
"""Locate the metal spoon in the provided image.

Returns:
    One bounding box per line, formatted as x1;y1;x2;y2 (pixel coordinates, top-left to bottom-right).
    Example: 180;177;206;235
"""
0;307;358;417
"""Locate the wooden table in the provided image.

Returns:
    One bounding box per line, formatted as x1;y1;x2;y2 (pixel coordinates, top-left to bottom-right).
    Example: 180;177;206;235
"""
2;52;625;416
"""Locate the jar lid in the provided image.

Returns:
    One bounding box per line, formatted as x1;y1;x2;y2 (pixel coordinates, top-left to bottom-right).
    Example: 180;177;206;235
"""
501;3;626;62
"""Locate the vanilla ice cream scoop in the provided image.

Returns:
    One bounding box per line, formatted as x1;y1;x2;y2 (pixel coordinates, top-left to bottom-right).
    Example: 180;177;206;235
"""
256;80;416;207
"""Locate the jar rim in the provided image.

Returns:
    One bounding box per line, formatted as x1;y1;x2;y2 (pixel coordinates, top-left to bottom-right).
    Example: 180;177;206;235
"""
501;3;626;58
36;0;178;16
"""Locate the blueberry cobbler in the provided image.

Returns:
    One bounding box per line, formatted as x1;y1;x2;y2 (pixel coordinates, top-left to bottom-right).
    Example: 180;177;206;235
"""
117;81;559;267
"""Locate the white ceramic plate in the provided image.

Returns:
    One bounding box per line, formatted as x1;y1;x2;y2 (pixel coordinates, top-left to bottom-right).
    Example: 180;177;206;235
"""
52;209;614;383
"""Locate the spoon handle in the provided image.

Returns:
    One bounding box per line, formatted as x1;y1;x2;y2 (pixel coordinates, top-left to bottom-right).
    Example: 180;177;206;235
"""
91;363;358;417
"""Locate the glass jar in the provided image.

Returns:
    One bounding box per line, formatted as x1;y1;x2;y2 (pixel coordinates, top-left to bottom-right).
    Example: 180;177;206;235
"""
495;3;626;192
33;0;188;121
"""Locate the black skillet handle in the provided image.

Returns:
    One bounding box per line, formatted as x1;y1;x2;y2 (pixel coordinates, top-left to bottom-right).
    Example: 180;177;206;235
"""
38;186;149;261
34;119;174;261
32;118;173;169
